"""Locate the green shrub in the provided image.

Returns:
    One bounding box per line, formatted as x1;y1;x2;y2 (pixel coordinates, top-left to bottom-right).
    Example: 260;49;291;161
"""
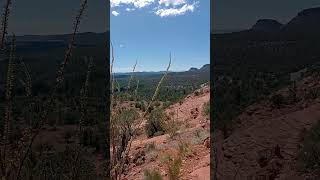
199;88;204;95
145;109;166;137
135;101;146;111
144;169;163;180
166;120;181;139
31;146;97;180
163;101;171;108
203;101;210;117
168;157;182;180
64;111;80;125
145;142;156;152
115;108;139;128
194;91;200;96
135;102;142;109
63;130;74;143
298;120;320;173
305;87;320;100
270;94;284;109
178;142;192;157
154;101;161;107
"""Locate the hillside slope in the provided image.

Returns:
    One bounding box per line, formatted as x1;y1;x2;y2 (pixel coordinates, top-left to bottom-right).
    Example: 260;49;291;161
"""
123;85;210;179
215;74;320;179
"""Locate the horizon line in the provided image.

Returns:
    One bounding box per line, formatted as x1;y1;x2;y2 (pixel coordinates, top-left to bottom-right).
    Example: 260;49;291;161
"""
7;30;108;37
113;64;209;73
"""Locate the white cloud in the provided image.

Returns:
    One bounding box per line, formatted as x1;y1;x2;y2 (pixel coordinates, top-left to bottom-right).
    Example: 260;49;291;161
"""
158;0;186;6
134;0;154;8
112;11;120;16
110;0;198;17
126;7;136;11
110;0;131;7
155;3;196;17
110;0;154;8
119;44;125;48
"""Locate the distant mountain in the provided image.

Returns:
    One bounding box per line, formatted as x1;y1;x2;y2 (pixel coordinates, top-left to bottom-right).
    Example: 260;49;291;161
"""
189;67;198;71
199;64;210;71
114;64;210;79
188;64;210;72
251;19;283;32
212;29;244;34
213;7;320;39
114;71;166;78
6;32;108;47
283;7;320;34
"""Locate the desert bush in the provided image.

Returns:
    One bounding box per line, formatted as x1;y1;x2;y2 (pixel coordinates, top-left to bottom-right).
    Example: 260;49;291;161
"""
178;142;192;157
80;128;94;146
30;146;97;180
297;120;320;174
80;128;101;151
165;116;181;139
64;111;80;125
144;169;163;180
288;82;298;103
145;109;166;137
203;101;210;117
194;90;200;96
199;88;204;95
111;108;140;174
63;129;74;144
154;101;161;107
270;94;284;109
135;101;146;111
147;104;155;113
167;157;182;180
305;87;320;100
115;108;139;128
110;48;172;179
192;129;209;145
163;101;171;108
145;142;156;152
135;101;142;109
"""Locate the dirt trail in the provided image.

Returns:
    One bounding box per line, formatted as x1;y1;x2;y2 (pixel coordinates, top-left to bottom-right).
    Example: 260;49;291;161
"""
124;85;210;180
215;75;320;179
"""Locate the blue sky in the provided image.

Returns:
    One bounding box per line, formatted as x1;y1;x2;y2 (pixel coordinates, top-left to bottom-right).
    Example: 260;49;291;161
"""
110;0;210;72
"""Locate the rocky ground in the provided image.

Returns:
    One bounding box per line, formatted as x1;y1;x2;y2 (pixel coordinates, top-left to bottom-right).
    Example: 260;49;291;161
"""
123;85;210;180
214;74;320;179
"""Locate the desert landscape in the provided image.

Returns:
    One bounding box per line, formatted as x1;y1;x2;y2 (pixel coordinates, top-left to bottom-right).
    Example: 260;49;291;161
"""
0;0;111;179
110;48;210;179
213;7;320;179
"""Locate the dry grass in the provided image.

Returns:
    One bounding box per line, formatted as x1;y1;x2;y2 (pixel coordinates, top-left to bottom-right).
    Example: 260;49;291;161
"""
0;0;12;50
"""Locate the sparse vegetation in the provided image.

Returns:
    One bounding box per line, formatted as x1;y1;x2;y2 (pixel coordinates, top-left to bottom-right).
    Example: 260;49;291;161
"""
178;142;192;157
0;0;111;178
110;46;174;179
270;94;285;109
109;43;210;179
298;120;320;175
167;156;182;180
145;109;166;137
145;142;156;152
166;110;181;139
203;101;210;117
143;169;163;180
